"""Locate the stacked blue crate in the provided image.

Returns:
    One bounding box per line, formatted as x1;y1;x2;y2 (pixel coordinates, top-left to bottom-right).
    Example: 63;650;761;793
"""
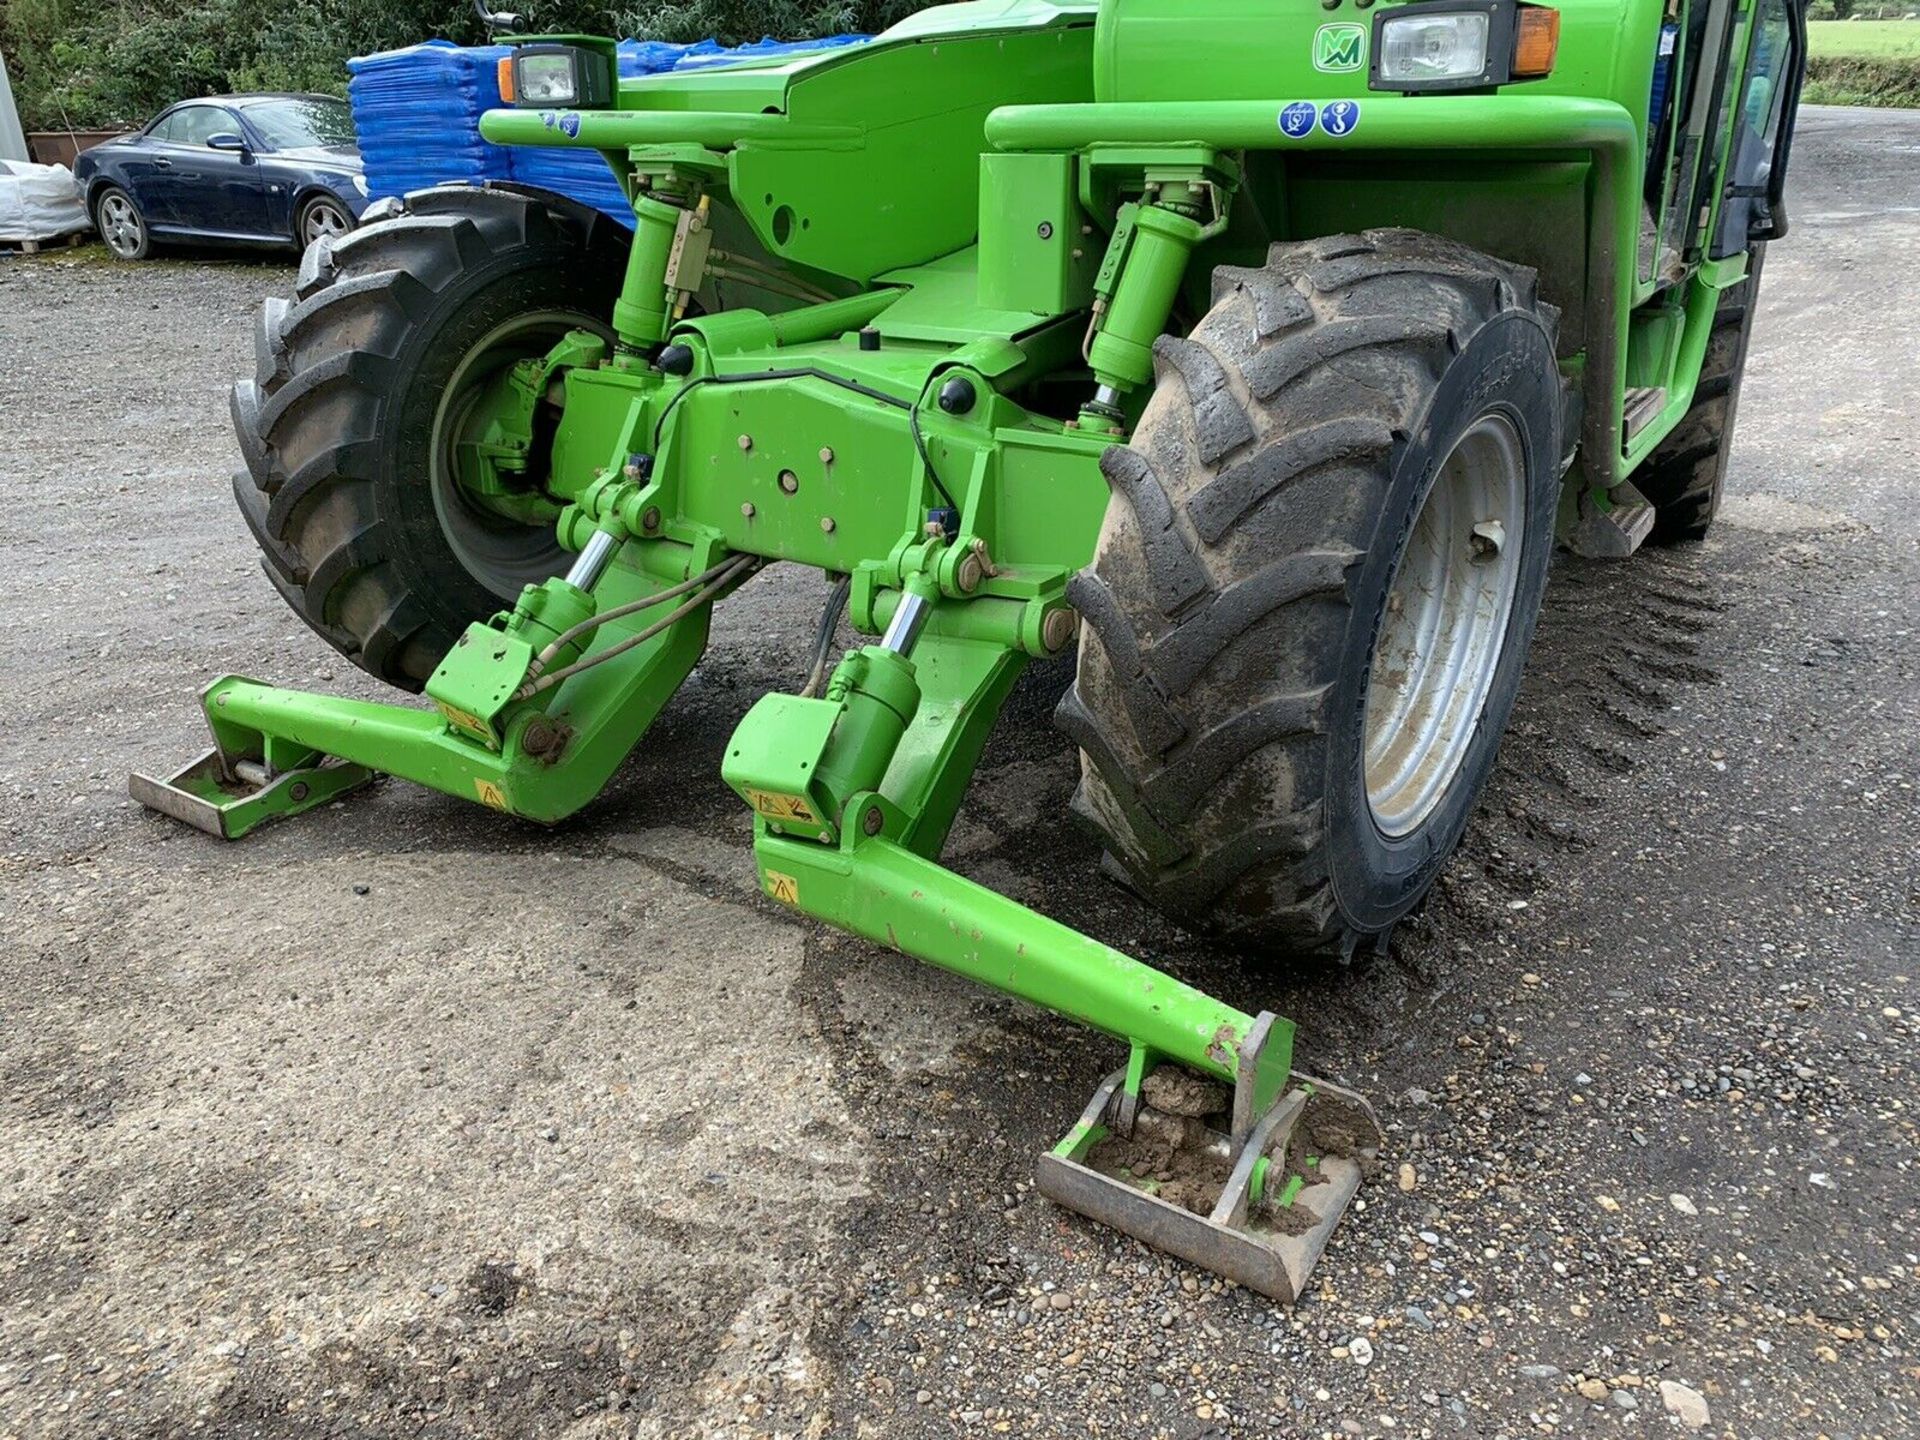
348;35;869;225
346;40;514;201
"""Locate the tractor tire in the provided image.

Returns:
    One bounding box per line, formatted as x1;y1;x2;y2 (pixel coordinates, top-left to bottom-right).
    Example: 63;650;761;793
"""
231;183;628;690
1633;245;1767;544
1057;230;1563;958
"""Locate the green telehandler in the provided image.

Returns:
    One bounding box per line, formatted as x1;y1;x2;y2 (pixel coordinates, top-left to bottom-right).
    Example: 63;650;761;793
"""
134;0;1807;1300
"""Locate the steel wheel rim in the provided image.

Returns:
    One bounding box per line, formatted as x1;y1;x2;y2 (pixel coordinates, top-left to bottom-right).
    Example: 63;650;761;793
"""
1363;412;1526;837
428;311;595;602
100;193;142;257
302;201;350;245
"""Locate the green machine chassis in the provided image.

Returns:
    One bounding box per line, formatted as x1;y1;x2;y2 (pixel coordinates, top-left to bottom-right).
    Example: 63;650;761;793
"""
134;0;1805;1297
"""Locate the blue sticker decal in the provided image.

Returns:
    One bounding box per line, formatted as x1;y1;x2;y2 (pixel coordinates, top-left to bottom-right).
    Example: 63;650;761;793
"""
540;110;557;129
1320;99;1361;137
559;111;582;139
1278;101;1318;139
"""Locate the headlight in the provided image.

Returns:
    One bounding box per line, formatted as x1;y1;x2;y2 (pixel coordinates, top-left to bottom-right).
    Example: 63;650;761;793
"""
1378;11;1491;84
517;52;579;104
502;44;614;109
1369;1;1559;92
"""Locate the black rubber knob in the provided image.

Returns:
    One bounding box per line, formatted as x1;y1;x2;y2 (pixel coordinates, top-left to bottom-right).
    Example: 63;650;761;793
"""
937;375;977;415
655;343;694;376
857;326;882;352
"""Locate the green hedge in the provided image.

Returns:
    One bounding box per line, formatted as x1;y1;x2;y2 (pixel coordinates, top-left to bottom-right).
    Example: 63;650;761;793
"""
0;0;927;131
12;0;1919;132
1803;54;1920;106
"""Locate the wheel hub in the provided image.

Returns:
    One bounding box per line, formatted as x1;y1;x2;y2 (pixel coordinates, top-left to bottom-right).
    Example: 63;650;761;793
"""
100;194;141;257
429;311;604;602
1363;413;1526;837
302;201;351;246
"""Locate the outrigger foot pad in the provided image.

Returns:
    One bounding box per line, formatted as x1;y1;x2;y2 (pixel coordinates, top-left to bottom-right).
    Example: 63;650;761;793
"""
130;678;375;839
1038;1034;1381;1303
131;748;374;839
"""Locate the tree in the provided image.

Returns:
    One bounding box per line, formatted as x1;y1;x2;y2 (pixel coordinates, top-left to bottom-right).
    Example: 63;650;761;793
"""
0;0;930;130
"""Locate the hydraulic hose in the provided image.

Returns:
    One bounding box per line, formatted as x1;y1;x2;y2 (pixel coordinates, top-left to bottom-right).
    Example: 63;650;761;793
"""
528;555;744;677
800;575;853;698
515;554;759;700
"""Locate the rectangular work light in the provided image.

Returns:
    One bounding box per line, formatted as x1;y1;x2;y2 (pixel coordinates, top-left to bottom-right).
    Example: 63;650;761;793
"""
1369;0;1560;92
499;43;614;108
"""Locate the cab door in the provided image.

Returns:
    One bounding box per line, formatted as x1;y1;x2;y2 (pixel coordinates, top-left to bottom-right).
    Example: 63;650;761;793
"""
1642;0;1806;285
1641;0;1744;287
1710;0;1807;256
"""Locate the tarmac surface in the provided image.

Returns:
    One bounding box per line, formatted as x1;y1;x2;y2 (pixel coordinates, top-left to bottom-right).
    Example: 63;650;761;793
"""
1;106;1915;1438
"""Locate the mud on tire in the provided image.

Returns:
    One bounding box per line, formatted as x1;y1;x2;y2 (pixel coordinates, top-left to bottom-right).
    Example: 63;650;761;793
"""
231;184;628;690
1057;229;1565;958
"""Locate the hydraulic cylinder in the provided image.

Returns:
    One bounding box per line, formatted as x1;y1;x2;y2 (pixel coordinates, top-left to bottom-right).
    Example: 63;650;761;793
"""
1087;204;1209;394
610;190;690;351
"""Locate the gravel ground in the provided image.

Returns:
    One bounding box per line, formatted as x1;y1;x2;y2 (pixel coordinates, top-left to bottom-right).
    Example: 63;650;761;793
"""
1;107;1916;1440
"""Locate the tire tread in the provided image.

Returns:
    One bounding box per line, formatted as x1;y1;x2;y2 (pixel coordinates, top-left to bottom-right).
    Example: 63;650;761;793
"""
1061;227;1558;955
231;186;626;688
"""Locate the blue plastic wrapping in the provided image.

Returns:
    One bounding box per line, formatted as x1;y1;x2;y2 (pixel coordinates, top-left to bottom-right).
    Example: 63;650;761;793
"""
348;35;869;223
665;34;869;70
346;40;515;201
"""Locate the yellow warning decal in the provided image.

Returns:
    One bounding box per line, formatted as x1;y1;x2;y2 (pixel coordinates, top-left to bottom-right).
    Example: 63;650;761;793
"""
474;778;511;811
438;701;492;742
745;787;818;825
764;870;800;905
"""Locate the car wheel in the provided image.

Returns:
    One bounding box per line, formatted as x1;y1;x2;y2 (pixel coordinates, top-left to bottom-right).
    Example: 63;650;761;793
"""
297;195;354;248
94;186;151;261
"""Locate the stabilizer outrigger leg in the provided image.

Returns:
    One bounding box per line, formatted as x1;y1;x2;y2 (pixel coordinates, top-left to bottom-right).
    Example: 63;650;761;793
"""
752;818;1382;1302
130;529;734;839
724;566;1382;1301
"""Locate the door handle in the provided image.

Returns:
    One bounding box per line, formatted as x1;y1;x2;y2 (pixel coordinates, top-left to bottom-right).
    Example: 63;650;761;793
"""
155;158;173;169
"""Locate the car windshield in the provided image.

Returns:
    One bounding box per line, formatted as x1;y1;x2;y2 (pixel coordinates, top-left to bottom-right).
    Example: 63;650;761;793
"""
239;98;356;150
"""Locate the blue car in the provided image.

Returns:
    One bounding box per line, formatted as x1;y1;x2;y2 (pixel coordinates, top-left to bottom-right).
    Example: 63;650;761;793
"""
74;94;369;261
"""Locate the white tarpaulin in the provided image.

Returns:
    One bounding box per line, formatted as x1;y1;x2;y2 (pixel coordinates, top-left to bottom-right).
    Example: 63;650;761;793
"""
0;49;26;162
0;159;88;243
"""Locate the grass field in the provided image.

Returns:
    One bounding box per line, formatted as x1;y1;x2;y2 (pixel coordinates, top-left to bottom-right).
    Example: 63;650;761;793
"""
1805;20;1920;106
1808;19;1920;60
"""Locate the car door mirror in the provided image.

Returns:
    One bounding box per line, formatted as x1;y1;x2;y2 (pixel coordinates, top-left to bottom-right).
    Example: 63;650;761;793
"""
207;133;250;154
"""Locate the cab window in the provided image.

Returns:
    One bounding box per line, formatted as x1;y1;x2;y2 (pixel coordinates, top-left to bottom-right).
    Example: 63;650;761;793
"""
1641;0;1739;286
1712;0;1797;257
